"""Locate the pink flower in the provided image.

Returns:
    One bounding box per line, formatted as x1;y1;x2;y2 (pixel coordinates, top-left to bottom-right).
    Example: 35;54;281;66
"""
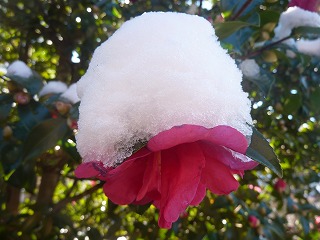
75;125;258;228
288;0;319;12
248;215;260;228
274;178;287;193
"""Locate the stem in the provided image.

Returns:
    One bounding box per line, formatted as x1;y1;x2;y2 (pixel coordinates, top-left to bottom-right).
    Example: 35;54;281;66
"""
5;185;20;215
198;0;203;15
242;36;292;60
52;182;104;213
230;0;253;21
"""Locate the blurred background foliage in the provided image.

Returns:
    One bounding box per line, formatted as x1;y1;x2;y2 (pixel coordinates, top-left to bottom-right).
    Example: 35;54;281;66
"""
0;0;320;239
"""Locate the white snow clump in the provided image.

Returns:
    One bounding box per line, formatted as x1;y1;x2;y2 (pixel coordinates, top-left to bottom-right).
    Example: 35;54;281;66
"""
296;38;320;57
39;81;80;104
274;7;320;41
239;59;260;78
60;83;80;104
7;60;33;78
76;12;253;166
39;81;68;97
273;6;320;57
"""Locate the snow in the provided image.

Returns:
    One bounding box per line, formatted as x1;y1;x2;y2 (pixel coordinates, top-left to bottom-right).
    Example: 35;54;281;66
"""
39;81;68;97
76;12;253;167
239;59;260;78
6;60;33;78
296;38;320;57
274;7;320;41
60;83;80;104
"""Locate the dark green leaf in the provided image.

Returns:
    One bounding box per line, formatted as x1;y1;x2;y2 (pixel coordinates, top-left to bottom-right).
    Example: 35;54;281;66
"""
8;162;36;192
246;127;282;177
283;93;302;115
215;21;257;40
293;26;320;37
22;118;68;162
300;216;310;235
0;94;13;122
15;103;50;140
7;71;43;96
310;88;320;113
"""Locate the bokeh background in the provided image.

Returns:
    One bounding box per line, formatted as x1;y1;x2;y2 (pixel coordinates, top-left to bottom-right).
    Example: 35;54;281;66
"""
1;0;320;239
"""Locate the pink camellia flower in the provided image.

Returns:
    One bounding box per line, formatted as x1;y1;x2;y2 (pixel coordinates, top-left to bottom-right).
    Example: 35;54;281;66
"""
75;12;262;229
76;124;258;228
248;215;260;228
274;178;287;193
288;0;319;12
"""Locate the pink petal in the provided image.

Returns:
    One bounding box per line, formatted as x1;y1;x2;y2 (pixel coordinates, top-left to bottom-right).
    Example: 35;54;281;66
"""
103;155;149;205
200;142;258;171
190;181;207;206
202;157;240;195
136;152;161;202
74;161;106;179
158;142;205;228
148;125;248;154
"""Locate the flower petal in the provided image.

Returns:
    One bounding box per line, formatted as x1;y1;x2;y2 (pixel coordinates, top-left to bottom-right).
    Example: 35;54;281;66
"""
158;142;205;228
190;181;207;206
203;157;240;195
148;125;248;153
103;153;150;205
136;152;161;202
74;161;106;179
200;141;258;171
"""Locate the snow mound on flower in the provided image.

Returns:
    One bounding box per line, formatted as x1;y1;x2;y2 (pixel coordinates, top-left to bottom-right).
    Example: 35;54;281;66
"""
7;60;33;78
296;38;320;57
76;12;252;166
39;81;68;97
274;7;320;41
239;59;260;78
60;83;80;104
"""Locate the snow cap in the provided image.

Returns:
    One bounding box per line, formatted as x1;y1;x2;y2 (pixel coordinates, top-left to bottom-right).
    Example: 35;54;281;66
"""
60;83;80;104
274;7;320;41
39;81;68;97
76;12;253;166
7;60;33;78
239;59;260;78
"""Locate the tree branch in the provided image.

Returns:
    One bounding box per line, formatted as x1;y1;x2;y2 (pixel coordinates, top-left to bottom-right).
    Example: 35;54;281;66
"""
241;36;292;60
52;182;104;213
230;0;252;21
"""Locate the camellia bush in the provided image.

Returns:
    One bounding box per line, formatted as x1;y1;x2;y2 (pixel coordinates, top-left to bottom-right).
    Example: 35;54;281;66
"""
0;0;320;239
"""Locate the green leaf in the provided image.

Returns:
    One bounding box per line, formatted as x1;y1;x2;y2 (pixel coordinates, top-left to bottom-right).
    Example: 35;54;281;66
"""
293;26;320;37
7;71;43;95
246;127;282;177
0;94;13;122
215;21;257;39
310;88;320;113
8;162;36;192
283;93;302;115
22;118;69;162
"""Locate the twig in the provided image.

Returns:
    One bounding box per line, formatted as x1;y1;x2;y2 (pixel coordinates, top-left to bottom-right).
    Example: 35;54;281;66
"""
52;182;104;213
241;36;292;60
230;0;253;21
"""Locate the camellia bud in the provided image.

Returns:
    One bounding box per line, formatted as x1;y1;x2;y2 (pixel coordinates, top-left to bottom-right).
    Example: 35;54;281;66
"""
67;117;78;130
274;179;287;193
14;92;30;105
55;101;71;115
248;215;260;228
3;125;13;140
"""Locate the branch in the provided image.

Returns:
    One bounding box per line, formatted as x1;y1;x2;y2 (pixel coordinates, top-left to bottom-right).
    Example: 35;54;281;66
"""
241;36;292;60
52;182;104;213
230;0;253;21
